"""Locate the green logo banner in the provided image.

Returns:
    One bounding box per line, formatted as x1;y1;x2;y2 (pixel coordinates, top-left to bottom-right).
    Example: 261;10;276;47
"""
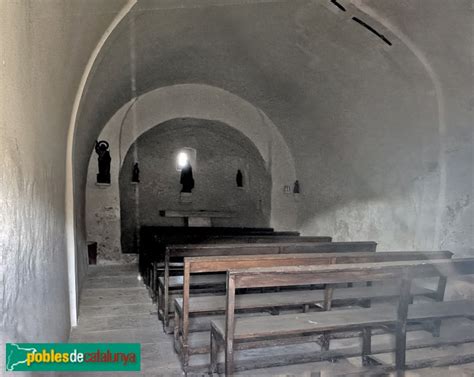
6;343;141;372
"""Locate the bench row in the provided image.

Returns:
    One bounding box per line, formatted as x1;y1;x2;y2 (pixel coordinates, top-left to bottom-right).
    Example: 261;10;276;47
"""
210;258;474;376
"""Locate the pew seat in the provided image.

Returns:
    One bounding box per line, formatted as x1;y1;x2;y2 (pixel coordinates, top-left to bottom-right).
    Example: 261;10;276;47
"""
175;283;435;317
210;300;474;342
210;258;474;375
160;274;226;289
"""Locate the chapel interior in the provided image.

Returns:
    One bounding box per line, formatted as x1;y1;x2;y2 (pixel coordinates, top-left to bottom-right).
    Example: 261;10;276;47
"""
2;0;474;376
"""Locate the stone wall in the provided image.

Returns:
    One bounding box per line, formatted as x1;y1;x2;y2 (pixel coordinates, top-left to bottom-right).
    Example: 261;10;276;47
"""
119;119;271;254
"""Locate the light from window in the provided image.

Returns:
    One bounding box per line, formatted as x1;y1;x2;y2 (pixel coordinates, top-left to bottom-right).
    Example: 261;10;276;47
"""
177;151;189;168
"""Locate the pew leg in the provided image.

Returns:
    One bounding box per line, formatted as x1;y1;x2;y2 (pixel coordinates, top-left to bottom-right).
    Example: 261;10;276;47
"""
173;308;180;348
430;276;447;337
163;296;170;331
303;304;310;313
151;262;157;302
431;319;442;337
183;344;189;372
395;279;411;376
320;332;330;351
225;334;235;376
157;284;164;321
210;327;219;375
361;327;372;366
269;307;280;315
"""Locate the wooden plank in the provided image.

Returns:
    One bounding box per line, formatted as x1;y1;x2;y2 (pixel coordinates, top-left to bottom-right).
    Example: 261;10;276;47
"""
395;278;412;372
211;300;474;340
361;327;372;366
202;235;332;243
232;258;474;288
159;274;226;289
182;259;191;368
225;274;237;377
174;284;435;314
212;306;395;340
168;241;377;258
187;251;452;273
432;275;448;337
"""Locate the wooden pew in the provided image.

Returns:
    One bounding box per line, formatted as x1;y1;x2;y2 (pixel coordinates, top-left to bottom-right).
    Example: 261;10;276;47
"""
193;235;332;244
159;241;377;328
209;258;474;376
139;225;297;277
149;235;332;297
174;251;452;368
139;226;297;284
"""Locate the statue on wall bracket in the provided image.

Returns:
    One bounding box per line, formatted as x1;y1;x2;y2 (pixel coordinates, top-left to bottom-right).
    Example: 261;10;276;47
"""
132;162;140;183
236;169;243;187
95;140;111;184
180;163;195;193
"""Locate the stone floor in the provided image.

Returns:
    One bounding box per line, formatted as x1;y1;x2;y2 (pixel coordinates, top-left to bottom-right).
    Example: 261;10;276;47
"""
67;264;182;377
65;264;474;377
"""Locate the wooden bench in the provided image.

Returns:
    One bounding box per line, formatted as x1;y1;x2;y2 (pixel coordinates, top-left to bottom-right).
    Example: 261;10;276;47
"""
159;241;377;328
210;258;474;376
174;251;452;368
149;235;332;297
139;226;297;283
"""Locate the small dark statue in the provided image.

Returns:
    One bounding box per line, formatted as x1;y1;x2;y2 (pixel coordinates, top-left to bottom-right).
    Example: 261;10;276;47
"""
95;140;111;184
132;163;140;183
180;163;195;193
293;180;300;194
236;169;243;187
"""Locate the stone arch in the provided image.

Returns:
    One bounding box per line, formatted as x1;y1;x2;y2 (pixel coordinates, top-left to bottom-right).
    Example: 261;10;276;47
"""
118;118;272;255
85;84;297;260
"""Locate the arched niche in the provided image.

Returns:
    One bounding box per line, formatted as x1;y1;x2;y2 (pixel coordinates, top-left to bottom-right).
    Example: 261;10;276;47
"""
119;118;271;254
85;84;296;261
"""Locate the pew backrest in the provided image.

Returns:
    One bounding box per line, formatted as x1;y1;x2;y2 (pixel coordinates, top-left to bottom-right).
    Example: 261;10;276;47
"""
196;235;332;244
228;258;471;289
179;251;453;348
162;241;377;323
218;257;474;376
167;241;377;259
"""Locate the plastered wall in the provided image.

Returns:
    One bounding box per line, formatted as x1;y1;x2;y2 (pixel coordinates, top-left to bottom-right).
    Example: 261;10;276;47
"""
0;0;127;365
296;0;473;258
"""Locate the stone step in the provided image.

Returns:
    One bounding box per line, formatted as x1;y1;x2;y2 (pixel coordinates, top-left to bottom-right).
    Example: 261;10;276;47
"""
87;272;141;281
88;264;138;271
79;303;155;317
76;313;157;332
80;286;145;297
83;276;145;289
80;292;151;307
